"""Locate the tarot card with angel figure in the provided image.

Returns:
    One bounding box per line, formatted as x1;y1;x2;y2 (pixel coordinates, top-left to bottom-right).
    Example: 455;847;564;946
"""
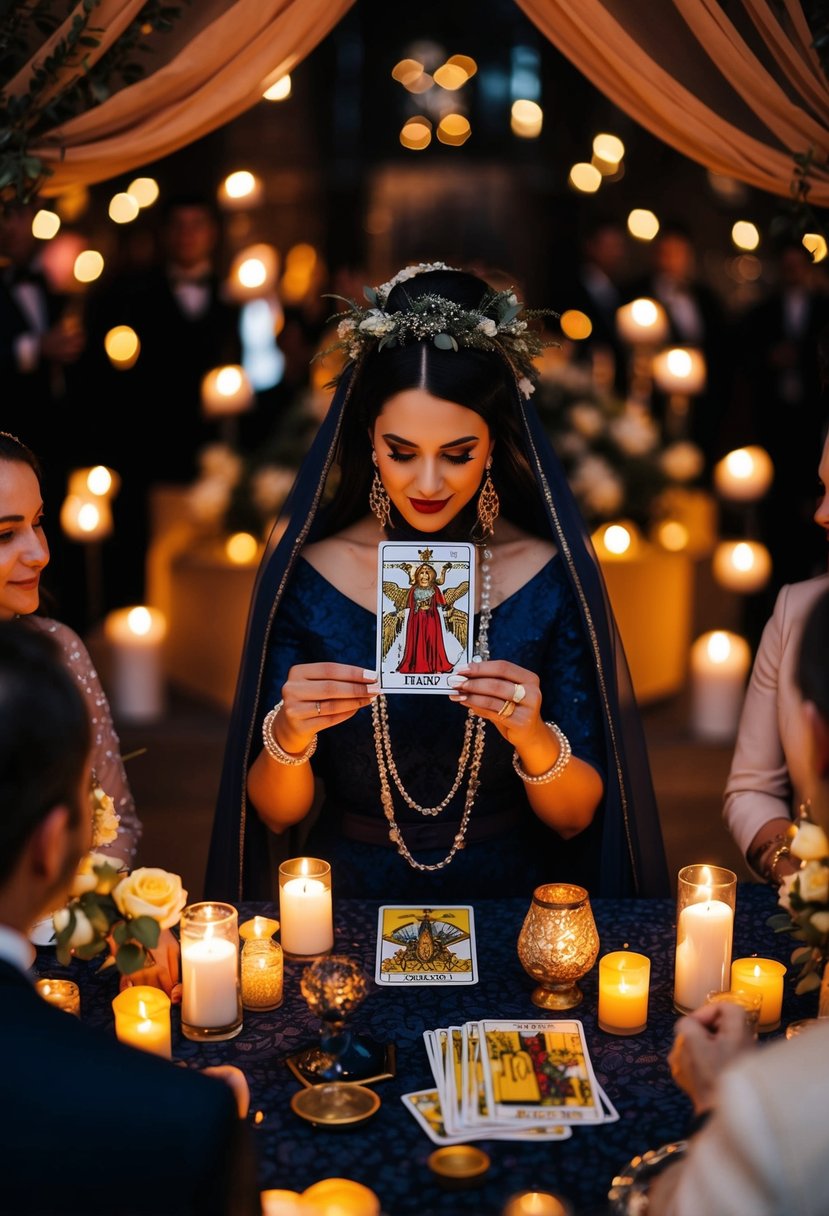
375;906;477;985
376;541;475;694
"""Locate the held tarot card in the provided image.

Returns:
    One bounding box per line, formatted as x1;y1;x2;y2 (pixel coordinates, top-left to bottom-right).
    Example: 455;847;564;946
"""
376;541;475;694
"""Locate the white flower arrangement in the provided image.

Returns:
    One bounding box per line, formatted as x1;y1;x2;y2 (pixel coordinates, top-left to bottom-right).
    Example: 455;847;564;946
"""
770;817;829;995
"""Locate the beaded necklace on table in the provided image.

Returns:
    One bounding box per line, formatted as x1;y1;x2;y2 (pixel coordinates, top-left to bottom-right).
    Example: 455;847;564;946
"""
370;543;493;871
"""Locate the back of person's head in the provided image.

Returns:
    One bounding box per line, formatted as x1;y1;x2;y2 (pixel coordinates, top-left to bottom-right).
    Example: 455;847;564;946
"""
0;620;90;884
0;431;43;491
797;587;829;719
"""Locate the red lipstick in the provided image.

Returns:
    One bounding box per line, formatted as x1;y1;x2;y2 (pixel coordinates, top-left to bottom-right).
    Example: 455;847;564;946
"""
409;498;450;514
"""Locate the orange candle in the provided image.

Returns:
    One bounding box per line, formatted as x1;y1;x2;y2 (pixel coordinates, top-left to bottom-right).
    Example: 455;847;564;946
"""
730;958;786;1032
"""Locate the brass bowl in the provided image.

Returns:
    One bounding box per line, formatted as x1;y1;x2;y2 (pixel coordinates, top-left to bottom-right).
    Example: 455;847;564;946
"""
290;1082;380;1128
427;1145;490;1189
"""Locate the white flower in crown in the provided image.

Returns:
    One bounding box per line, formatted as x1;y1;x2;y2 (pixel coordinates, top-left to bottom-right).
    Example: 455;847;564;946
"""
358;309;396;335
375;261;457;305
337;317;356;337
476;318;498;337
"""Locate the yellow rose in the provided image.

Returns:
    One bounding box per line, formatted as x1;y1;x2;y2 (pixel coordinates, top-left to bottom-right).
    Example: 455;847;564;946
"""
798;860;829;904
112;868;187;930
70;852;116;897
791;821;829;861
52;906;95;948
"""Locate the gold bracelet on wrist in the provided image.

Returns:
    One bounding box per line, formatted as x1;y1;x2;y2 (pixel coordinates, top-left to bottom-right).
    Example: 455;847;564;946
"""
766;843;792;884
512;721;572;785
262;701;317;766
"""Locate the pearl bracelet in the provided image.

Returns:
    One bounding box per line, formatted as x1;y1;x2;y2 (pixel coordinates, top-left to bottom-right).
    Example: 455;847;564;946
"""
262;701;318;766
512;721;572;785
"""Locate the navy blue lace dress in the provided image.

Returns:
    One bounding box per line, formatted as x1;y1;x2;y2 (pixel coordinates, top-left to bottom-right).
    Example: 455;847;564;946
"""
258;554;607;902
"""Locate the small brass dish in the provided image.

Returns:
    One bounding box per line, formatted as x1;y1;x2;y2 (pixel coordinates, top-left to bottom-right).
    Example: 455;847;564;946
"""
427;1145;490;1189
290;1082;380;1128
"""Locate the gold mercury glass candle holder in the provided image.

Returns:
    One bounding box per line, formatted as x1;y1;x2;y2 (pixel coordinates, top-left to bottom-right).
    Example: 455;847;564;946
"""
241;936;284;1011
35;978;80;1016
517;883;600;1010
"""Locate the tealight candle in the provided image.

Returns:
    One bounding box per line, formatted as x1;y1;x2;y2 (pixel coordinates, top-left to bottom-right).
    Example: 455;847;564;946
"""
112;985;172;1057
302;1177;381;1216
598;951;650;1035
35;978;80;1016
730;958;786;1032
239;915;280;942
180;901;243;1041
259;1191;305;1216
278;858;334;959
673;864;736;1013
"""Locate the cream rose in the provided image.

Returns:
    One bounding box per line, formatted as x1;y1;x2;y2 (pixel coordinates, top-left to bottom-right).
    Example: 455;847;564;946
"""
70;852;117;897
791;821;829;861
112;868;187;930
811;910;829;935
798;860;829;904
53;906;95;948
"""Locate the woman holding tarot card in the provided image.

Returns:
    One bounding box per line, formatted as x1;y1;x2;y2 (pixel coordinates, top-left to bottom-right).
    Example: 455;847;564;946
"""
206;264;669;902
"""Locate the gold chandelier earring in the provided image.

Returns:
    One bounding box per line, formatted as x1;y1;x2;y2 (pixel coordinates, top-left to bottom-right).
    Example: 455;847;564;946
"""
472;461;499;542
369;453;392;530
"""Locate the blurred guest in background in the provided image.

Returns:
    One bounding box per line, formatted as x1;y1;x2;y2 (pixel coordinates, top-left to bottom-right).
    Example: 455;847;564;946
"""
624;222;730;474
561;215;629;396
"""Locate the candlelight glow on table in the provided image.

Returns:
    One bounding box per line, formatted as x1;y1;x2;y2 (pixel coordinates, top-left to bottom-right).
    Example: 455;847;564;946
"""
279;858;334;960
730;958;786;1032
112;985;172;1057
180;901;242;1041
673;864;736;1013
35;978;80;1016
598;951;650;1034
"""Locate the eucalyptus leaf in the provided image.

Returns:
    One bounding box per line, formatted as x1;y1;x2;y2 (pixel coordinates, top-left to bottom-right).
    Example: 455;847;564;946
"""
129;916;161;949
795;971;822;995
116;942;146;975
433;333;457;351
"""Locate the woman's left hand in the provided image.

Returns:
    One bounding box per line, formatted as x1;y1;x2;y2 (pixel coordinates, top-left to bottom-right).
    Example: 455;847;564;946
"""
118;926;182;1003
447;660;546;745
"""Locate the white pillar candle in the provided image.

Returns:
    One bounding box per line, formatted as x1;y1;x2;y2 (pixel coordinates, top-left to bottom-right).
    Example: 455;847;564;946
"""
674;900;734;1012
278;858;334;959
180;901;242;1041
689;631;751;742
104;606;167;723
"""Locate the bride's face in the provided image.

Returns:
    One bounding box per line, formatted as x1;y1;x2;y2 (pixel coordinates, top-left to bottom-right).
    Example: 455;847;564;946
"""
0;460;49;620
372;389;493;533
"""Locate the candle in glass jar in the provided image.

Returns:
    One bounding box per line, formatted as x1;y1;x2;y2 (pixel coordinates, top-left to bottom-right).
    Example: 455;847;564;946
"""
674;905;734;1012
278;858;333;959
181;934;239;1027
35;978;80;1016
598;951;650;1034
112;985;172;1057
730;958;786;1031
241;938;283;1010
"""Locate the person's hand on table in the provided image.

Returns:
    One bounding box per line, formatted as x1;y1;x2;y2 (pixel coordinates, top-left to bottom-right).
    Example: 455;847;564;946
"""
668;1000;756;1115
119;927;182;1003
201;1065;250;1119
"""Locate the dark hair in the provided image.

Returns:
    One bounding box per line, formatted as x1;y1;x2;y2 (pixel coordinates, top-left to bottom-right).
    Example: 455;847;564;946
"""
797;588;829;720
0;621;90;884
0;431;43;492
318;268;548;537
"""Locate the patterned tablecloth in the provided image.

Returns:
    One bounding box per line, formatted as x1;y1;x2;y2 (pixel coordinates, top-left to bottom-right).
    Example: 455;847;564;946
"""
34;883;807;1216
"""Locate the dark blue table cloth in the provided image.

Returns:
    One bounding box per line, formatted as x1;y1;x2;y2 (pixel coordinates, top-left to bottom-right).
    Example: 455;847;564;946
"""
34;883;809;1216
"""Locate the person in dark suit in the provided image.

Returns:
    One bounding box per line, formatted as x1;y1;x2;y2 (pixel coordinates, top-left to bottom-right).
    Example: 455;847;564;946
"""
0;620;260;1216
561;215;629;396
623;222;731;473
83;194;245;608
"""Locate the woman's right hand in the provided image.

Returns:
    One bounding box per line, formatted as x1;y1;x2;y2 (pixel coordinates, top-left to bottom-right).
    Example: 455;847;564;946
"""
273;662;379;754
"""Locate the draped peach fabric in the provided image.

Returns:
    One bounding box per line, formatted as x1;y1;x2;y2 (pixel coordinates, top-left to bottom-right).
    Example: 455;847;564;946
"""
25;0;355;194
514;0;829;204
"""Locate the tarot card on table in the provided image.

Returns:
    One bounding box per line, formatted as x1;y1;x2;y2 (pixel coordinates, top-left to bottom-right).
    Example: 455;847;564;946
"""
375;906;478;985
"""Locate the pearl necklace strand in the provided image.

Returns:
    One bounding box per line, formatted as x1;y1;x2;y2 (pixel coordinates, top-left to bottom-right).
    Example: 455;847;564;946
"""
371;545;492;871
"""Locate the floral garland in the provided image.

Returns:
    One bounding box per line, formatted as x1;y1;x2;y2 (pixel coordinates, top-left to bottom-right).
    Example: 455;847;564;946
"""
317;262;558;399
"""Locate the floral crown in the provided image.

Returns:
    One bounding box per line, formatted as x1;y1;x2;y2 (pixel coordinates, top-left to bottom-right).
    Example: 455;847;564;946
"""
319;262;558;400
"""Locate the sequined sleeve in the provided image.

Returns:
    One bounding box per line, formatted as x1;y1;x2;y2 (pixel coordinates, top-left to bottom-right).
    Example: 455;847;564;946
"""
28;617;142;865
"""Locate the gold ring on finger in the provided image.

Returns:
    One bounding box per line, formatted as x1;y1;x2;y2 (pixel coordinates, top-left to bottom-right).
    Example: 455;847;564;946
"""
498;699;516;718
513;683;526;704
